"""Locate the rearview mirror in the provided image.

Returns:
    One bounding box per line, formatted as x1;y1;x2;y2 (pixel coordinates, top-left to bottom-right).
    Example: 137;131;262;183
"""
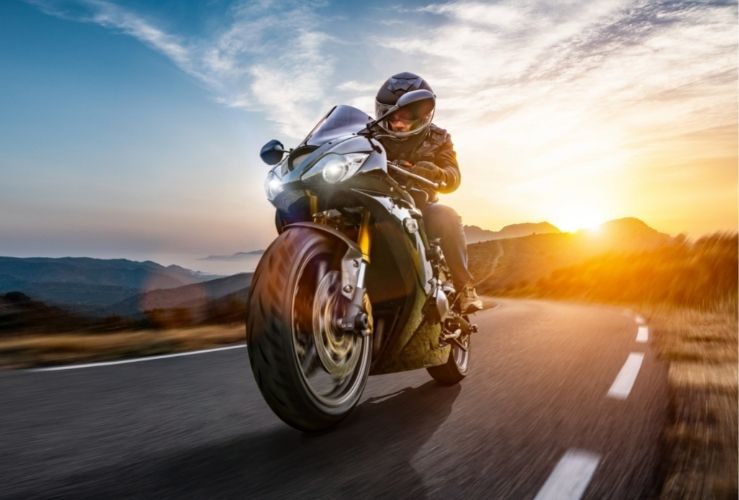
260;139;286;165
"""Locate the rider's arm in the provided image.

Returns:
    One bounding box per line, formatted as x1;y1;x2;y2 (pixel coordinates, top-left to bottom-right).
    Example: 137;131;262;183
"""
434;132;461;194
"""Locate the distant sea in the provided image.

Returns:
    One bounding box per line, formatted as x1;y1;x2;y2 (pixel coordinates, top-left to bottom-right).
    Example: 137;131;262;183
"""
143;253;262;276
46;252;264;277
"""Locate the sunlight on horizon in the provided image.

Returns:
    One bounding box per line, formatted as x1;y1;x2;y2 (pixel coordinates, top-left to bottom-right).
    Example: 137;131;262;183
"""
0;0;735;257
552;211;606;233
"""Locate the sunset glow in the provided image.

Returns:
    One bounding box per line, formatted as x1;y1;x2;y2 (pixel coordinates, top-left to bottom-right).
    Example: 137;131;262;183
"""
552;209;606;233
0;0;736;261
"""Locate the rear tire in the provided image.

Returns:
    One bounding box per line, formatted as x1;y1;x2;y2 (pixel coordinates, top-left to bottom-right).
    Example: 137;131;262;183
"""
246;227;371;432
427;335;470;385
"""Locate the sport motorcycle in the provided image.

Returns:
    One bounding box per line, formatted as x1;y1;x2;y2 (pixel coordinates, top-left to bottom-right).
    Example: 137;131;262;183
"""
247;90;477;431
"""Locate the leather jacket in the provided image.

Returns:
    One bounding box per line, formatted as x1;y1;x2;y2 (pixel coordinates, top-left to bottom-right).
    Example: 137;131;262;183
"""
379;124;461;204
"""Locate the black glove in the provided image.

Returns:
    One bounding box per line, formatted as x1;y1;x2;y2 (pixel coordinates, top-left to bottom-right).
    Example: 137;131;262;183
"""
412;161;445;183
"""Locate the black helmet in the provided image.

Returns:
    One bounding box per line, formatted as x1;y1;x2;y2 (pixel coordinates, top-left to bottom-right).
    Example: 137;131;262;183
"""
375;72;435;141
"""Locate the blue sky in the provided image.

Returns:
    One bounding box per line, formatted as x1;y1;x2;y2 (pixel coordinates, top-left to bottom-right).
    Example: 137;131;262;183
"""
1;0;736;266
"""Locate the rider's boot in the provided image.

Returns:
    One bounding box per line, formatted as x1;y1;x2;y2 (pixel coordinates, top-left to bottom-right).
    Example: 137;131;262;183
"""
460;283;483;313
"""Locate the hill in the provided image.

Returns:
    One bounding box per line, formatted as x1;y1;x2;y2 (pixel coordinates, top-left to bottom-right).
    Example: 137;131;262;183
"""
107;273;252;317
469;217;735;311
464;222;561;243
469;217;675;294
0;292;133;336
585;217;672;251
0;257;218;311
531;233;737;309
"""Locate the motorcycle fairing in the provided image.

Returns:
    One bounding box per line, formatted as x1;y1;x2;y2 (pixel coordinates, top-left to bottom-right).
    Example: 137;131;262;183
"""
358;212;449;374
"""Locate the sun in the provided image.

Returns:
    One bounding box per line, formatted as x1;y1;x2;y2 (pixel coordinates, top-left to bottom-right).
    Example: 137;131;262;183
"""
553;208;605;233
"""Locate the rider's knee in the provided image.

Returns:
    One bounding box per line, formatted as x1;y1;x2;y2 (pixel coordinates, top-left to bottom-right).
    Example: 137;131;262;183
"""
424;203;462;228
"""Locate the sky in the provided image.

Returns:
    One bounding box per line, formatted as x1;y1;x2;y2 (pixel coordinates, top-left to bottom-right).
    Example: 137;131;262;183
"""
0;0;736;268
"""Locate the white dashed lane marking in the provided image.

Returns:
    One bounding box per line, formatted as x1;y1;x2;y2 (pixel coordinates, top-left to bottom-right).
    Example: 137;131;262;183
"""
636;325;649;343
607;352;645;399
534;449;601;500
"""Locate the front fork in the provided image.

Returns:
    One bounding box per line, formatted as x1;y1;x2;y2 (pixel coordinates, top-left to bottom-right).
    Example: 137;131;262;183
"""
330;209;372;336
339;209;372;336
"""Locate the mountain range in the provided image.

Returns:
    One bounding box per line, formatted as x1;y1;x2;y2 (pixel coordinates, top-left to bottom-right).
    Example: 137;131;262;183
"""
464;222;561;243
106;272;252;317
0;257;220;313
0;217;679;331
468;217;675;294
205;222;562;257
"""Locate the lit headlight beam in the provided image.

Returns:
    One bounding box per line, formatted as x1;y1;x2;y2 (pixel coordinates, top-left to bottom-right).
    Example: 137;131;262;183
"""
302;153;370;185
264;170;284;201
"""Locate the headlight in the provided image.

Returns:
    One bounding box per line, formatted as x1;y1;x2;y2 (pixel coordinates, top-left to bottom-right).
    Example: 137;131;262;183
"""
302;153;369;184
264;169;284;201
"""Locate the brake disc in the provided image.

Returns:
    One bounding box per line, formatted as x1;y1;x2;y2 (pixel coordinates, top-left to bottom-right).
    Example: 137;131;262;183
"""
312;270;361;379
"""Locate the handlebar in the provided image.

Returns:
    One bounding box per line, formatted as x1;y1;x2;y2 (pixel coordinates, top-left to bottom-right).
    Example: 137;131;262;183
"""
387;162;447;190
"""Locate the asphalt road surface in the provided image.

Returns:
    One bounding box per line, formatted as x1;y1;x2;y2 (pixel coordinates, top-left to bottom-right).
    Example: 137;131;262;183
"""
0;298;668;499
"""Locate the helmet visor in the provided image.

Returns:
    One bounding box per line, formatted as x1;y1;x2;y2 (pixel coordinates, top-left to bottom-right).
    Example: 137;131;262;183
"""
381;99;435;138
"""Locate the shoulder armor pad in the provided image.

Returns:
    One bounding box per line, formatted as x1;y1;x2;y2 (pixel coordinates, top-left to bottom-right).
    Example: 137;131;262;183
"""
426;124;449;145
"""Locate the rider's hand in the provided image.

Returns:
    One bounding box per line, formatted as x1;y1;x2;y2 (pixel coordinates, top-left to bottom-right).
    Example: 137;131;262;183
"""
413;161;445;183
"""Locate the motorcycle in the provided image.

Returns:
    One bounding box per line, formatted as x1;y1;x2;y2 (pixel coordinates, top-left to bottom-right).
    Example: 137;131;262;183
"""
246;89;477;431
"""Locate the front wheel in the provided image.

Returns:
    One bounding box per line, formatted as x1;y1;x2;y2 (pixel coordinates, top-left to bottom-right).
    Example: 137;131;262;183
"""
246;227;371;432
427;334;470;385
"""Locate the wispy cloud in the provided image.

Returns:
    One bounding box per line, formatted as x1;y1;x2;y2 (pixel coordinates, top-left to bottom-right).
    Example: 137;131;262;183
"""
28;0;337;137
378;0;736;128
200;0;337;136
10;0;738;248
27;0;209;82
27;0;737;181
369;0;736;194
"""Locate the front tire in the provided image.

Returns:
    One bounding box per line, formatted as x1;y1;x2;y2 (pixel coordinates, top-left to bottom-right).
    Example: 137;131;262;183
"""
246;227;371;432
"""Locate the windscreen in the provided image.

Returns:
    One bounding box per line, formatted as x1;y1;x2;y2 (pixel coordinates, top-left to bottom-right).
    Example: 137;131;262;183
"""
302;105;373;147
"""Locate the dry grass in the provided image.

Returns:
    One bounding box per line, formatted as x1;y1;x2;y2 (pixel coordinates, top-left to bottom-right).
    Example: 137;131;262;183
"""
647;306;738;499
0;324;245;369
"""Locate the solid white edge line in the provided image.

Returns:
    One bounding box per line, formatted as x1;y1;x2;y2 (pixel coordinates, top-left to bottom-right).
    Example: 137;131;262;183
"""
636;325;649;343
607;352;645;399
28;344;247;372
534;449;601;500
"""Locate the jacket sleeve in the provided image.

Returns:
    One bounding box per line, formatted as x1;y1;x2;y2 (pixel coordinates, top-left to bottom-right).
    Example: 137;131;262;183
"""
435;132;461;194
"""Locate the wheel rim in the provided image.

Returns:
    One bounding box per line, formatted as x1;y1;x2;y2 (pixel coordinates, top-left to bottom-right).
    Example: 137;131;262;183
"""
291;252;370;409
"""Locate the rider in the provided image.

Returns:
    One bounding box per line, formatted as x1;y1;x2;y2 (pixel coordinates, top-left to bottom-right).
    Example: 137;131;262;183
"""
375;72;483;313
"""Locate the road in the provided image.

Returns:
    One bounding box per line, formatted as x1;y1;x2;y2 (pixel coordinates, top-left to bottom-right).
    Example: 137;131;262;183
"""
0;298;667;499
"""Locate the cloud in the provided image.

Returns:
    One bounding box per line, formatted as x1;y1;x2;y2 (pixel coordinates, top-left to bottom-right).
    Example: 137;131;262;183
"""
27;0;211;83
336;80;378;93
28;0;337;138
370;0;736;179
378;1;736;126
16;0;738;238
27;0;737;152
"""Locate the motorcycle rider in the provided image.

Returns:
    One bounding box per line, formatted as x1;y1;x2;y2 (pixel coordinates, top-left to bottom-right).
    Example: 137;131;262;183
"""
375;71;483;313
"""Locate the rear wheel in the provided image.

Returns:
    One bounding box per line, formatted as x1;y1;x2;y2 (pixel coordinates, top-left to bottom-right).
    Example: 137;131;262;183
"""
246;227;371;432
427;333;470;385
